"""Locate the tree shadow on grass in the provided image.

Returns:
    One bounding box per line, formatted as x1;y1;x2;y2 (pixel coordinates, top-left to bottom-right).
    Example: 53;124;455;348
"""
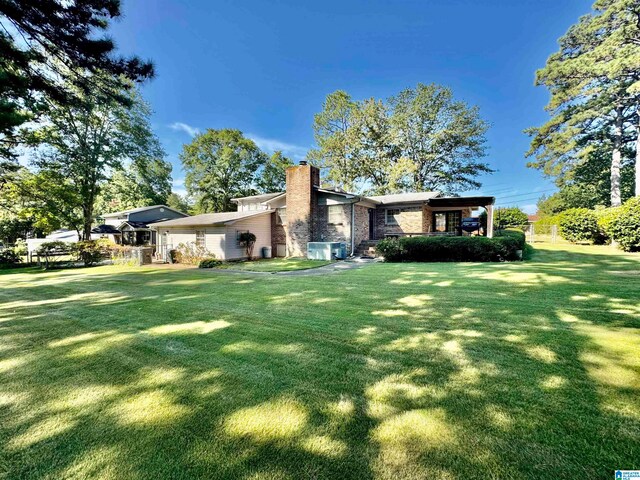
0;245;638;479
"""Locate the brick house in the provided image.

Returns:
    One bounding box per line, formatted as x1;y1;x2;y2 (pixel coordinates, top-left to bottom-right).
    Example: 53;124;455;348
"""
153;162;495;259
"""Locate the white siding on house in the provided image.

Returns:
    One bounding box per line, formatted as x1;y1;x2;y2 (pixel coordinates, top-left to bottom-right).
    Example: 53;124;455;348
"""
224;214;272;260
161;227;226;259
157;213;272;260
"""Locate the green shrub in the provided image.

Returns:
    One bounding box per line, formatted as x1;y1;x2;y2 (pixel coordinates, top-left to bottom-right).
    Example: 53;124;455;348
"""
174;242;212;265
35;240;72;255
0;249;22;267
72;240;112;266
606;197;640;252
13;239;27;256
377;235;523;262
198;258;221;269
494;207;529;230
557;208;599;243
238;231;257;258
375;238;403;262
495;228;526;248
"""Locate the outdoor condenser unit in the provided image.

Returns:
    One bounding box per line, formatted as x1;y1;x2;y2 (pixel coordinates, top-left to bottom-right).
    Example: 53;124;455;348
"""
307;242;347;260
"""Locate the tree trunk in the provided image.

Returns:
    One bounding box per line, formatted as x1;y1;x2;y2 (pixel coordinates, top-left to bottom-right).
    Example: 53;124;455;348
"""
83;201;93;241
636;112;640;197
611;107;623;207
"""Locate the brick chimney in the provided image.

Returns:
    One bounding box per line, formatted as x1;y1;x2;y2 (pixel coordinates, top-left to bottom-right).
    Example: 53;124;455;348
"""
285;162;320;256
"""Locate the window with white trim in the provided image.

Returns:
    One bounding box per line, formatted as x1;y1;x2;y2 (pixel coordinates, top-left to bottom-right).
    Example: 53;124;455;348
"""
385;208;401;225
328;205;343;225
276;207;287;225
196;230;205;248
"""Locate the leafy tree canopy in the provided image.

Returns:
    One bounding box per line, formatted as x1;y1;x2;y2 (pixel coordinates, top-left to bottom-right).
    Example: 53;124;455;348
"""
0;0;154;177
256;151;294;193
309;84;492;194
181;129;267;213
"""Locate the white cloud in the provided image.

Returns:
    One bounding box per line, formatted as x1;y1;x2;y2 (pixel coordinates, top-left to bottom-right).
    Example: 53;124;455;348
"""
520;203;537;214
169;122;200;137
246;133;308;160
172;188;188;197
172;178;185;187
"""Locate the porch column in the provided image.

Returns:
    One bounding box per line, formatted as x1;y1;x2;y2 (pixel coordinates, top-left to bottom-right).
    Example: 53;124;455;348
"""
486;205;494;238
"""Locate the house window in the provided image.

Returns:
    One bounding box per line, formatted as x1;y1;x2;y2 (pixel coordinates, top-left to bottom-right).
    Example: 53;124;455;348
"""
236;230;249;246
433;211;462;233
385;208;401;225
276;207;287;225
328;205;343;225
196;230;205;247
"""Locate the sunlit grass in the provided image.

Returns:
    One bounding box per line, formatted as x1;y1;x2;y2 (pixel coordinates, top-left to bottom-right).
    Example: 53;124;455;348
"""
0;242;638;479
213;257;333;272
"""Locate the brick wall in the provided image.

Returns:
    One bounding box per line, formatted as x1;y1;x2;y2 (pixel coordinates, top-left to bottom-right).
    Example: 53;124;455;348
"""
316;203;350;242
353;205;370;246
271;214;286;256
285;164;319;256
375;206;423;238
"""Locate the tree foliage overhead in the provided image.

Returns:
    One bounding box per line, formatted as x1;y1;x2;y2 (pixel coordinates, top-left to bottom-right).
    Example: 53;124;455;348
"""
181;129;267;213
256;151;294;193
23;85;168;239
527;0;640;206
309;83;491;195
0;0;154;173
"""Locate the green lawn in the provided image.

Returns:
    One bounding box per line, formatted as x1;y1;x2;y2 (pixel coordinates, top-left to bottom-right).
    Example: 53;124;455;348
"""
213;258;333;272
0;243;638;479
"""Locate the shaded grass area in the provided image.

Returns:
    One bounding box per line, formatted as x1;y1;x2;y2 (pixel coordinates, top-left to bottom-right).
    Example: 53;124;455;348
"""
214;258;333;272
0;243;638;479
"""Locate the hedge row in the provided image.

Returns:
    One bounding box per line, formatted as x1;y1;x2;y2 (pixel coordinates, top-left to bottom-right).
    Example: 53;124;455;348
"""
376;230;525;262
545;197;640;251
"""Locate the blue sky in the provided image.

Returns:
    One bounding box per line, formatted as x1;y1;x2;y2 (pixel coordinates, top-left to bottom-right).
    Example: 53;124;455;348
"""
110;0;591;213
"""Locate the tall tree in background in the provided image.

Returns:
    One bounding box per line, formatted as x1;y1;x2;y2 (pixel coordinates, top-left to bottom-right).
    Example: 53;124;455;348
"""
181;129;266;213
527;0;640;205
28;85;167;239
0;0;154;176
166;192;192;214
256;151;294;193
308;91;360;191
389;84;491;193
94;156;172;215
310;84;491;194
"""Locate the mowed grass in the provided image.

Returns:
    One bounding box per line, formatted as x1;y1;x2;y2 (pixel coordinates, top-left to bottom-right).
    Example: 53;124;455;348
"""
214;258;333;272
0;243;638;480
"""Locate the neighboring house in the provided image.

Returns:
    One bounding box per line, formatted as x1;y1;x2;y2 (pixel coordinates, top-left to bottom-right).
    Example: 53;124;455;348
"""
152;163;496;260
99;205;188;246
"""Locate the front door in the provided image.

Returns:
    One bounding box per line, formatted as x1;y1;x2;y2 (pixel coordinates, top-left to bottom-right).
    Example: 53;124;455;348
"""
368;209;376;240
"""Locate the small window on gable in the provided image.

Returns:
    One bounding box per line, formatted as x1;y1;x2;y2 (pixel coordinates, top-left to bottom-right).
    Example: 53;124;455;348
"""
276;207;287;225
196;230;205;248
385;208;401;225
328;205;343;225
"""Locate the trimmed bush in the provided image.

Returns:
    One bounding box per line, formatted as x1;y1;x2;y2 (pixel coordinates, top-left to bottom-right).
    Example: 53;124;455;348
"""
174;242;212;265
377;234;523;262
494;207;529;230
558;208;599;243
198;258;221;269
0;249;22;267
606;197;640;252
72;239;112;266
375;238;404;262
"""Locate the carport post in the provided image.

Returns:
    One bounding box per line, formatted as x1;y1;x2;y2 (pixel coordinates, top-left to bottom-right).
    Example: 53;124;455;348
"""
486;205;494;238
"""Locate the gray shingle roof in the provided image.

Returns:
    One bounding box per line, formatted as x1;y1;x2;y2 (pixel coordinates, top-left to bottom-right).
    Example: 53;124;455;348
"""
101;205;187;218
152;210;272;227
231;192;284;203
366;192;440;205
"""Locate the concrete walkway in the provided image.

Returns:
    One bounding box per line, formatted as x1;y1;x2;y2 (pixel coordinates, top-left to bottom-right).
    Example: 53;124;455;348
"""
209;259;378;276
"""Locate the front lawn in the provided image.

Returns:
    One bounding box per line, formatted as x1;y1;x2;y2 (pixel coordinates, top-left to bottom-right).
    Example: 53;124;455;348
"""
213;257;333;272
0;243;638;479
